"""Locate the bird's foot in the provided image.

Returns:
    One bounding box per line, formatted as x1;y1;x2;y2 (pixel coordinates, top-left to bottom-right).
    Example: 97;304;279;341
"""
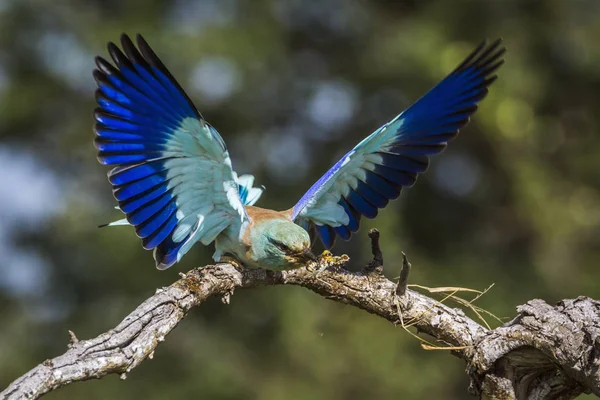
218;256;245;272
307;263;329;277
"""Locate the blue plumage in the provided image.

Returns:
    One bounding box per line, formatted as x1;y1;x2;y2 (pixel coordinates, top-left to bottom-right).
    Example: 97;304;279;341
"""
120;184;171;214
292;153;348;217
95;34;502;270
94;125;161;142
378;153;427;173
238;185;249;204
346;190;378;219
372;165;416;187
153;236;187;268
136;203;177;239
333;225;351;241
235;174;265;206
338;198;360;232
316;225;336;249
354;181;388;209
363;171;401;199
95;34;265;269
108;160;167;185
128;192;173;225
141;211;178;249
112;173;168;201
94;34;202;264
293;39;505;248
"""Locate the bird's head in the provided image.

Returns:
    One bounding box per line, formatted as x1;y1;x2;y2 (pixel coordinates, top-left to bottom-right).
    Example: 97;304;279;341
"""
254;220;316;270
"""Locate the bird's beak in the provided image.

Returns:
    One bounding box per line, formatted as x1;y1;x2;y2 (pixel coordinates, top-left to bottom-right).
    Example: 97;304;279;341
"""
301;248;317;262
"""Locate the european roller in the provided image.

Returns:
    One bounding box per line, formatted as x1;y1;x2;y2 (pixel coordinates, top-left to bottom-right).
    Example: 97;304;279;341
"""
94;34;505;271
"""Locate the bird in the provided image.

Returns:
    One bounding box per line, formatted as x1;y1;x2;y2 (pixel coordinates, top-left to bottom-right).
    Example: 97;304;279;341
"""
93;34;505;271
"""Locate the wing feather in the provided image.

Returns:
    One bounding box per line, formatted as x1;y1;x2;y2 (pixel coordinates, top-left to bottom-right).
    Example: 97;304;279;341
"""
292;39;505;248
94;34;251;269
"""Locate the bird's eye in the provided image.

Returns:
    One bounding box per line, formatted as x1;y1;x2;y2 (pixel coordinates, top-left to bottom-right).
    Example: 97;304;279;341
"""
275;241;290;251
269;238;290;252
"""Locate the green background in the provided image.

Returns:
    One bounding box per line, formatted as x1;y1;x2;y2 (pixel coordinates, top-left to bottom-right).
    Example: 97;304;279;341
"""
0;0;599;398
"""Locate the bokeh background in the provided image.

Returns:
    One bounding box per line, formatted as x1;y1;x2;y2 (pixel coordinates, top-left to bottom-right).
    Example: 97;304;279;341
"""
1;0;599;398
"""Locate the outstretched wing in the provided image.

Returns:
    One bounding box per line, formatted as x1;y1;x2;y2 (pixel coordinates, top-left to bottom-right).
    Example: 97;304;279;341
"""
94;33;251;269
292;39;505;248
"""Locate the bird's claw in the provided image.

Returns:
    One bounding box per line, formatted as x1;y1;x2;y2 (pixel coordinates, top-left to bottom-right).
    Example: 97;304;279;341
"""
314;261;330;276
219;256;245;272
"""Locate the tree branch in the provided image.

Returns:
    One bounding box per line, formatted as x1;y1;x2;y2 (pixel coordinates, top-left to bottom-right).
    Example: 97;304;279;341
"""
2;234;599;399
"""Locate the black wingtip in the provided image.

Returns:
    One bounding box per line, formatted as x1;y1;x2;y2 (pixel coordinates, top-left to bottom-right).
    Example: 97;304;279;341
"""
135;34;153;59
94;56;117;77
130;33;203;120
107;42;122;63
120;34;143;63
120;32;132;44
98;223;109;228
452;38;506;76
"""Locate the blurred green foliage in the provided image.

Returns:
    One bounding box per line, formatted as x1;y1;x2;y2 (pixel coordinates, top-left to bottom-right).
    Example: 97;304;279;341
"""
1;0;599;398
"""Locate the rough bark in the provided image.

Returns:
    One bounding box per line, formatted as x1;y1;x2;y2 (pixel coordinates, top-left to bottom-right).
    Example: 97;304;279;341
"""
1;231;599;399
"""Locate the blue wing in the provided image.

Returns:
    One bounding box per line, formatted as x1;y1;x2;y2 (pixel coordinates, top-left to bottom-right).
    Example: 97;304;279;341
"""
94;34;260;269
292;39;505;248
